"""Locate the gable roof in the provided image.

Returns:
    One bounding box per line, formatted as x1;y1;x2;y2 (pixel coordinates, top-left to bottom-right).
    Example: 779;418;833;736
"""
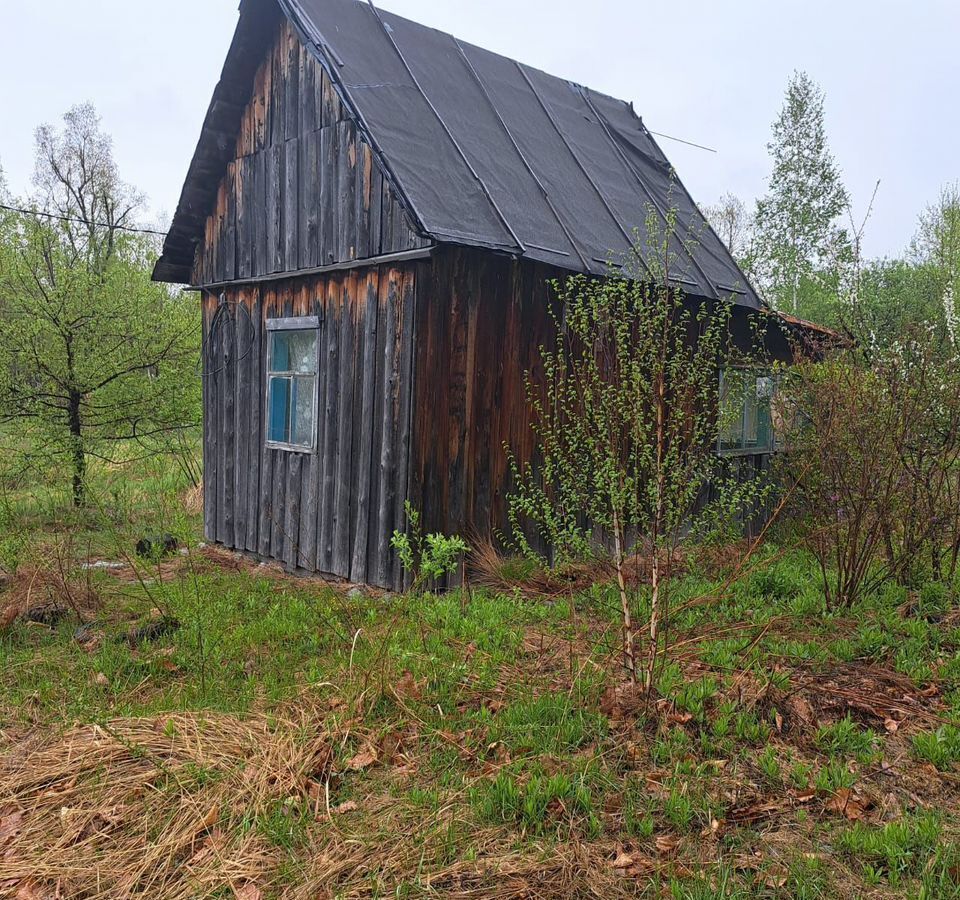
154;0;761;308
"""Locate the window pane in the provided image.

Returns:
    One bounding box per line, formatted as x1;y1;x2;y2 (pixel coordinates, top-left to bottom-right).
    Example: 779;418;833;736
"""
719;370;745;451
756;377;775;451
292;376;316;448
268;376;291;444
270;330;316;374
743;382;759;448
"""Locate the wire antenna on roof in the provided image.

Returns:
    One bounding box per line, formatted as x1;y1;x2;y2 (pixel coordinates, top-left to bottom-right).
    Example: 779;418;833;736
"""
647;130;717;154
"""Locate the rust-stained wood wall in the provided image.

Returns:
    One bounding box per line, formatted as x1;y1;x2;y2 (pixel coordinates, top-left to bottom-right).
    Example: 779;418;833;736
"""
408;247;558;554
193;18;429;287
202;263;420;587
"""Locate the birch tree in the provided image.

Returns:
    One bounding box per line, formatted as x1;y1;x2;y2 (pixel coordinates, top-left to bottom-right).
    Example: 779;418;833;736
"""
753;72;849;314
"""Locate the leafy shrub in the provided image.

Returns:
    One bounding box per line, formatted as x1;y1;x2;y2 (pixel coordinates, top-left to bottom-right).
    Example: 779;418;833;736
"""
391;502;469;593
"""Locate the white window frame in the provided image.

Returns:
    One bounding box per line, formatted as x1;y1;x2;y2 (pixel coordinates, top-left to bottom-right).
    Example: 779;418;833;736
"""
265;316;321;454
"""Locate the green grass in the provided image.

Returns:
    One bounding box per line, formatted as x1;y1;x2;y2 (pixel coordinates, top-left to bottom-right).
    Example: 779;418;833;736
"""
2;449;960;896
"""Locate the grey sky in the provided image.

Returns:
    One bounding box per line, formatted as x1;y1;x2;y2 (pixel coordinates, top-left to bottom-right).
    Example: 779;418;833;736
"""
1;0;957;259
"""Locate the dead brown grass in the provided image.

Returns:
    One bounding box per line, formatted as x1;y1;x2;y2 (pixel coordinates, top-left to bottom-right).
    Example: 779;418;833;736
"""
0;562;101;631
470;539;685;600
181;483;204;516
0;706;333;899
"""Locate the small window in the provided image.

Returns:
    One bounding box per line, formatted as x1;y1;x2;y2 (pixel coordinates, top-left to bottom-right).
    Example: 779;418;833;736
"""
719;369;776;455
266;320;319;451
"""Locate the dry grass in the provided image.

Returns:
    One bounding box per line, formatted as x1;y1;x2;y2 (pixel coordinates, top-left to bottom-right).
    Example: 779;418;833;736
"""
181;484;204;516
0;561;101;631
470;539;685;600
0;705;333;899
0;702;638;900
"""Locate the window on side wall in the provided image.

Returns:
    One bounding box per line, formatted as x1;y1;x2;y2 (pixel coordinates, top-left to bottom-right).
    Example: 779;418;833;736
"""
266;318;319;452
718;369;776;455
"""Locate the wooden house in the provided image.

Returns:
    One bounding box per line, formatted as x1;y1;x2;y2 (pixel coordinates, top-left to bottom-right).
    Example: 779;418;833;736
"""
154;0;803;589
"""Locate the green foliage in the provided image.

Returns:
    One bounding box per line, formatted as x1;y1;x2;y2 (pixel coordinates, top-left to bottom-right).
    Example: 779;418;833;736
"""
837;813;942;886
752;71;850;316
815;715;879;762
0;104;200;506
913;726;960;771
471;770;598;836
506;212;773;688
776;340;960;607
391;501;469;593
488;692;607;756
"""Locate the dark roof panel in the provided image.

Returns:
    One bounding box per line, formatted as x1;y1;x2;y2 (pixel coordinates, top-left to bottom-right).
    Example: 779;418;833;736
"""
154;0;761;308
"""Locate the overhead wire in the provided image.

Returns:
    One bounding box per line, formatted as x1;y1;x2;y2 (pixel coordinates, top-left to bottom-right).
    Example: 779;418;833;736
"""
0;203;168;237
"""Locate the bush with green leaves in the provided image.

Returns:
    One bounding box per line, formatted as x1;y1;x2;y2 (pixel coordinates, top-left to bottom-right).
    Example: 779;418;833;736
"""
391;501;469;593
507;210;774;691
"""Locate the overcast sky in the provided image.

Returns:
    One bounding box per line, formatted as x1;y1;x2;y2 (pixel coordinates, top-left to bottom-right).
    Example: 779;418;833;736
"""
1;0;957;259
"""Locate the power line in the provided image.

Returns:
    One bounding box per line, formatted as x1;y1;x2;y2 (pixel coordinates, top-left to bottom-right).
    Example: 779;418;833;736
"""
0;203;168;237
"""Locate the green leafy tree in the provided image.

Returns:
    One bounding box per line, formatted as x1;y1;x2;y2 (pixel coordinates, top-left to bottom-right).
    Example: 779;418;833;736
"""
508;212;770;691
912;182;960;348
753;71;850;315
0;104;199;506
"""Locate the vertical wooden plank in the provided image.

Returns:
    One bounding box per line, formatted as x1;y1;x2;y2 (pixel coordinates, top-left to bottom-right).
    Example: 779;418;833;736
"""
234;289;251;551
318;277;341;573
369;163;383;258
299;284;323;571
285;28;301;140
253;151;268;277
355;142;373;260
284;453;302;570
350;272;379;583
403;265;426;586
300;43;317;135
271;30;285;148
366;269;388;580
258;288;276;558
246;287;263;552
380;177;395;257
319;125;337;266
267;145;283;274
237;156;253;280
255;44;271;153
220;298;237;548
223;161;237;283
299;131;321;270
320;69;339;128
284;138;300;272
375;272;400;588
202;296;218;542
332;274;357;578
392;268;418;589
350;274;380;583
271;450;287;559
338;122;357;261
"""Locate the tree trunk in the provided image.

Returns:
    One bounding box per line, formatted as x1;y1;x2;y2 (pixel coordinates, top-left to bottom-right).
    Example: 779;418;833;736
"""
612;510;636;684
645;551;661;694
67;389;85;508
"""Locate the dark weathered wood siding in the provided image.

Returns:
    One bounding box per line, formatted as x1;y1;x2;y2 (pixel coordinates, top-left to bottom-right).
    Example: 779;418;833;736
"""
407;247;559;551
202;264;420;587
193;18;429;287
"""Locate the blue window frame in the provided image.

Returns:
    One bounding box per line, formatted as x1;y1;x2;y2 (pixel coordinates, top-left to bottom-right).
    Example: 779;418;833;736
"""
266;319;319;452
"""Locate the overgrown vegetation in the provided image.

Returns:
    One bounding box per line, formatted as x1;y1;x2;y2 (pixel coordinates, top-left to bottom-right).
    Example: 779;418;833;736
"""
0;70;959;900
